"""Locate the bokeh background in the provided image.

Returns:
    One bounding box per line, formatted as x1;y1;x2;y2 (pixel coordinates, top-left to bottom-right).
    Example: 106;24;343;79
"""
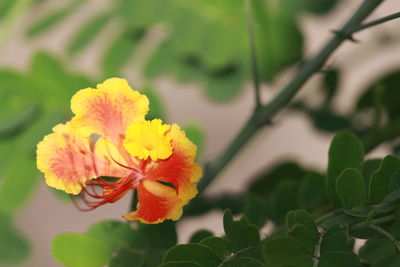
1;0;400;266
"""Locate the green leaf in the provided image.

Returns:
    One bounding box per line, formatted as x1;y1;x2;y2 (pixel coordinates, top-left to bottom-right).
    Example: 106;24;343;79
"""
249;161;305;195
0;0;14;19
362;159;382;193
311;109;351;133
0;70;40;139
101;30;142;77
359;238;400;266
244;193;269;228
109;249;144;267
271;180;299;223
204;64;245;102
67;13;111;54
0;139;15;169
321;226;354;254
344;206;372;218
357;70;400;120
298;171;328;210
184;194;244;217
199;237;231;260
223;210;259;248
16;112;66;153
253;3;304;81
27;2;80;37
389;221;400;239
320;211;361;229
335;168;366;209
160;262;201;267
389;169;400;192
288;224;318;254
142;249;165;267
183;125;205;161
137;221;177;249
326;131;364;206
318;251;360;267
349;226;380;240
0;214;30;264
85;221;137;250
0;155;38;214
52;233;113;267
322;69;339;103
189;230;213;243
28;52;91;109
369;155;400;204
142;88;167;121
163;244;220;267
286;209;317;233
263;236;313;267
279;0;339;14
0;103;40;139
223;257;266;266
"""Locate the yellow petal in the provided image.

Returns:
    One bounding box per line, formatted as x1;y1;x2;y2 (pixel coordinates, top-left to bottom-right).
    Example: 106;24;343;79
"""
123;119;173;161
70;78;149;144
36;123;126;195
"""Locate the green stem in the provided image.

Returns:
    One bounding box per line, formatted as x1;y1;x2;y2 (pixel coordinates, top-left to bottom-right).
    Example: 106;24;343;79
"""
363;118;400;153
348;11;400;33
312;230;325;267
198;0;386;192
218;245;256;266
370;224;400;252
351;214;397;230
244;0;261;108
315;209;340;224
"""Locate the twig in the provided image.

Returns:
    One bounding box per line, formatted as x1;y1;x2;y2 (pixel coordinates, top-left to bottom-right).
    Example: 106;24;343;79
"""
348;12;400;34
312;230;325;267
198;0;387;192
244;0;261;108
351;214;397;230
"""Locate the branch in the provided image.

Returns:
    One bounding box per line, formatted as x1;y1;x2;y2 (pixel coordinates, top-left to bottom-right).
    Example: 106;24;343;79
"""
348;11;400;34
351;214;397;230
244;0;261;108
198;0;386;192
312;230;324;267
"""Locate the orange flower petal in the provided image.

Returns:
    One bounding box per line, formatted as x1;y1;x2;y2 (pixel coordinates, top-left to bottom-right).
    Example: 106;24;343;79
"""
70;78;149;144
36;123;126;195
123;180;187;224
148;124;201;201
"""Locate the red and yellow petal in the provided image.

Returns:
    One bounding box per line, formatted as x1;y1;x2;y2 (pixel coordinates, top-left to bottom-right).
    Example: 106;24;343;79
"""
94;137;131;175
70;78;149;144
148;124;202;201
123;180;187;223
36;123;126;195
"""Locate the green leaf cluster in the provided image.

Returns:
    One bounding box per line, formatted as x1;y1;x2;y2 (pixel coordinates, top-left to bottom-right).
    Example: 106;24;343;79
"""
52;220;177;267
162;210;264;266
25;0;340;102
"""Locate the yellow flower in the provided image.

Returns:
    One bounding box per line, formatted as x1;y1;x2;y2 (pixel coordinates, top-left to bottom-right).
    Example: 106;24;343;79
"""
36;78;202;224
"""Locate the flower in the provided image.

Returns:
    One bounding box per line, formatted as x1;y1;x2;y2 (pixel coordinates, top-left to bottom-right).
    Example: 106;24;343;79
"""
36;78;202;224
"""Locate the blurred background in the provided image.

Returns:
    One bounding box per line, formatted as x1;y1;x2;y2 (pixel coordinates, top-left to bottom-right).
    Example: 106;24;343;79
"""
0;0;400;266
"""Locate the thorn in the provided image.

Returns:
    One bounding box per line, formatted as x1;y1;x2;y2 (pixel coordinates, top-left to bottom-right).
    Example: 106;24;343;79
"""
331;30;359;43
